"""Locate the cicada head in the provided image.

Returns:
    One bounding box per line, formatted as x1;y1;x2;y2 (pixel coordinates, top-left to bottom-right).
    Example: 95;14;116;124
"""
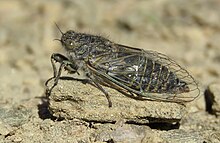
60;30;82;51
54;24;80;51
54;26;81;50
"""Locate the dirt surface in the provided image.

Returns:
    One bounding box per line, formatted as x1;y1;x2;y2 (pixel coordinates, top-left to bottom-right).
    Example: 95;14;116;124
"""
0;0;220;143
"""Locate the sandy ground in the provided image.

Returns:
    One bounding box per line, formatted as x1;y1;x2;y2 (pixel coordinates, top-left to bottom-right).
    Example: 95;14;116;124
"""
0;0;220;143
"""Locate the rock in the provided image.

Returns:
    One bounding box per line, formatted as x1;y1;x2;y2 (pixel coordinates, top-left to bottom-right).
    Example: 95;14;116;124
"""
0;106;30;127
205;83;220;116
94;123;150;143
48;79;187;124
0;121;13;136
0;106;30;137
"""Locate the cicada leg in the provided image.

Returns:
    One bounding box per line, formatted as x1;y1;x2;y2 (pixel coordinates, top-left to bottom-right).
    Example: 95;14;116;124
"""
85;74;112;107
45;53;78;97
93;80;112;107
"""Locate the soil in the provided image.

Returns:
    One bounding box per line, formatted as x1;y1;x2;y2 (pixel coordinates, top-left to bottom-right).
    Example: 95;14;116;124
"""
0;0;220;143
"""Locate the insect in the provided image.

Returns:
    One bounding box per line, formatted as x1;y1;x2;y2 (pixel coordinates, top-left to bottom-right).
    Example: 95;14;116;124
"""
45;25;200;107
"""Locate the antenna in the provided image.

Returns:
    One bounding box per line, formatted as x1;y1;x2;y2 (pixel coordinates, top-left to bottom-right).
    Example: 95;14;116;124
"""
54;22;64;35
53;38;61;42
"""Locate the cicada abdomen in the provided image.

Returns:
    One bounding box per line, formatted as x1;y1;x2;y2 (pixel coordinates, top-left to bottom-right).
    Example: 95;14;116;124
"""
89;44;200;103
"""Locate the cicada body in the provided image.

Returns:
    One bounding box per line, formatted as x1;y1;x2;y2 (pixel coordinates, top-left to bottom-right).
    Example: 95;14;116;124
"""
46;28;200;107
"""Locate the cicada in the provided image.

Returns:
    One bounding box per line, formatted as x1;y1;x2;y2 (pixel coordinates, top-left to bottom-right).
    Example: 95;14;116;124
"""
45;25;200;107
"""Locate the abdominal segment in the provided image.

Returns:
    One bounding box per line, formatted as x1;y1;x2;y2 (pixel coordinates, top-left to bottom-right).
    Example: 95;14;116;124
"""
106;54;189;95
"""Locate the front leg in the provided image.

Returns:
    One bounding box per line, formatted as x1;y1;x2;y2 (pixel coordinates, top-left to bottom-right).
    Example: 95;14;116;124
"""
45;53;78;96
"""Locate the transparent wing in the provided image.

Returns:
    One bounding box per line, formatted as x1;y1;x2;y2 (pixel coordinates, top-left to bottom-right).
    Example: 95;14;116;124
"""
89;44;200;103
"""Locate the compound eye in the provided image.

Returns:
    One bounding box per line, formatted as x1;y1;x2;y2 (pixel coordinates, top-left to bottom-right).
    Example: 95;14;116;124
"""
69;40;73;46
65;39;75;49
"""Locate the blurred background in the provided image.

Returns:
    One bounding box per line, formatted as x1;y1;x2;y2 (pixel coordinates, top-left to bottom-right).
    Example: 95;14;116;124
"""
1;0;220;101
0;0;220;142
